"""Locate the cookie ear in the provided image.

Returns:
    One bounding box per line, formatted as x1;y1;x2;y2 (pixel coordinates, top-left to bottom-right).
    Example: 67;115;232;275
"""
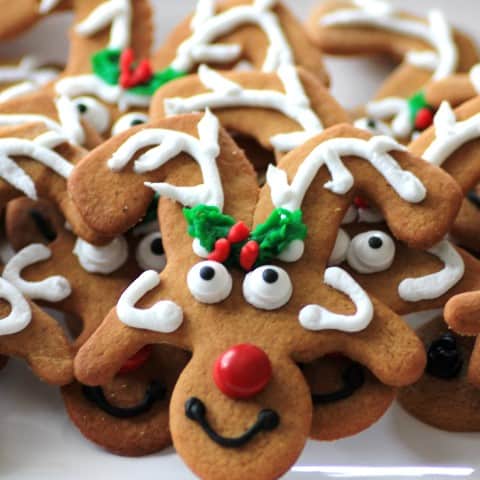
69;112;259;237
151;66;348;155
425;72;479;108
444;291;480;336
64;0;153;76
255;123;461;269
153;0;329;85
0;290;73;385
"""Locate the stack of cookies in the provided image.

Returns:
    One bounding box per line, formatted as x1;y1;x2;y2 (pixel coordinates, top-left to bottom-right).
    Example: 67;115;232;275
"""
0;0;479;478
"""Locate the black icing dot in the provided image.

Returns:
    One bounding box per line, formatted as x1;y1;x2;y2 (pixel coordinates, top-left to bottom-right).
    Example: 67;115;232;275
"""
150;237;164;256
131;118;146;126
367;119;377;129
262;268;278;284
200;266;215;281
426;332;463;379
368;236;383;249
77;103;88;114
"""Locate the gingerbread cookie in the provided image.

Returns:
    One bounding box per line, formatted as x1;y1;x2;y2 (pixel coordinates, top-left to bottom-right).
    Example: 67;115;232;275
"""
69;112;467;477
307;0;478;141
153;0;329;86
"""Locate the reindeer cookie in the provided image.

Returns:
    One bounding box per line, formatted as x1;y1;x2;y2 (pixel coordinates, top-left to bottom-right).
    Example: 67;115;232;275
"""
4;196;190;456
69;111;466;477
153;0;329;86
306;0;478;142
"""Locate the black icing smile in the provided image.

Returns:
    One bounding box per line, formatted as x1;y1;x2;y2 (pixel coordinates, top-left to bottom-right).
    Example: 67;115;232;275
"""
82;381;166;419
29;209;57;242
311;362;365;405
185;397;280;448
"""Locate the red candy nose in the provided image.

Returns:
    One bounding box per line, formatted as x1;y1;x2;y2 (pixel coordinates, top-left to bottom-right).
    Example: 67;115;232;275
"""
118;345;153;374
213;344;272;399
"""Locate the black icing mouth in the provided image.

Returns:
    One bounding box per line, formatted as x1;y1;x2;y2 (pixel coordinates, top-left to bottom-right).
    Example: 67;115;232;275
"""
426;333;463;380
82;381;166;419
29;209;57;242
185;397;280;448
311;362;365;405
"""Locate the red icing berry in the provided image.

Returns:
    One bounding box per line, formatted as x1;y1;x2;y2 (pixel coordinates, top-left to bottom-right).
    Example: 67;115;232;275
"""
119;48;153;88
213;344;272;399
414;107;434;131
118;345;153;374
239;240;259;271
227;221;250;243
208;238;231;263
353;196;369;209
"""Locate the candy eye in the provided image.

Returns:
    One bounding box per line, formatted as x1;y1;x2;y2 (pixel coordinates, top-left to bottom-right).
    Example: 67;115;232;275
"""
135;232;166;272
354;117;393;137
243;265;292;310
73;96;110;134
187;261;232;304
112;112;149;135
346;231;395;274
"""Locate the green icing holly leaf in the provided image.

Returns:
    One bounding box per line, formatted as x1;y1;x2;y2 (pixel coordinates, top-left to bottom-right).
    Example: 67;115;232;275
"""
183;205;235;252
251;208;307;264
92;48;121;85
407;91;428;123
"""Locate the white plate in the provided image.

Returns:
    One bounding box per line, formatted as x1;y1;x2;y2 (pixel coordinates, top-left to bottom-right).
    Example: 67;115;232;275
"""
0;0;479;479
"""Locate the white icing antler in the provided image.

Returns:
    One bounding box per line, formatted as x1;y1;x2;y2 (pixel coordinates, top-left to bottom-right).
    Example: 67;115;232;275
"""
2;244;71;302
299;267;373;332
171;0;294;73
164;64;323;152
0;278;31;336
266;135;426;211
108;109;224;209
76;0;132;50
398;239;464;302
321;4;457;81
39;0;62;14
422;101;480;166
0;131;73;200
117;270;183;333
365;98;411;139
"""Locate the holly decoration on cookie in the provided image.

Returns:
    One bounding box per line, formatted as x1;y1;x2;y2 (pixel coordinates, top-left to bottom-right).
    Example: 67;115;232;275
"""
92;47;185;97
408;91;435;132
184;205;307;271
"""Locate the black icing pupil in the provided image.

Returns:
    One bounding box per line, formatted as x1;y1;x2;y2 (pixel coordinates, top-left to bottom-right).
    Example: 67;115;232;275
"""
150;237;164;256
426;333;463;379
367;119;376;129
200;266;215;281
77;103;88;114
262;268;278;284
131;119;145;126
368;236;383;249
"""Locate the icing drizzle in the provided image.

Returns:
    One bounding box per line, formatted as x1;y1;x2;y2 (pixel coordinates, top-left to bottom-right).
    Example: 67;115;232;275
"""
39;0;62;14
164;64;324;152
266;135;426;211
0;278;32;336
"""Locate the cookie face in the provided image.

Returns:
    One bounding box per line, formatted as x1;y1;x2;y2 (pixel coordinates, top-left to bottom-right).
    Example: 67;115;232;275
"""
153;0;329;86
398;317;480;432
68;112;470;476
307;0;479;142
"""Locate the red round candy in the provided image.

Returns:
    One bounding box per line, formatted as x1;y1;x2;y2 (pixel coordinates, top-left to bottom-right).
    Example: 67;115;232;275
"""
353;196;369;209
415;107;434;130
118;345;153;374
213;344;272;399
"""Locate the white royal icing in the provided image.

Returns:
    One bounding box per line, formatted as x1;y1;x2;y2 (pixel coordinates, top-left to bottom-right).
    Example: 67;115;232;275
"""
0;132;73;200
346;230;395;274
398;239;465;302
2;244;71;302
116;270;183;333
266;135;426;211
469;64;480;94
39;0;62;14
108;109;224;210
243;265;292;310
321;3;458;80
171;0;295;73
299;266;374;332
73;236;128;274
327;228;350;266
0;278;32;336
422;101;480;167
164;64;323;152
354;117;394;137
365;97;412;139
276;239;304;263
75;0;132;50
187;260;233;304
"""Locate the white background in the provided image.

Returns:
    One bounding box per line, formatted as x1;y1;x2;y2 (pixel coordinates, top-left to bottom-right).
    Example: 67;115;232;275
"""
0;1;479;480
